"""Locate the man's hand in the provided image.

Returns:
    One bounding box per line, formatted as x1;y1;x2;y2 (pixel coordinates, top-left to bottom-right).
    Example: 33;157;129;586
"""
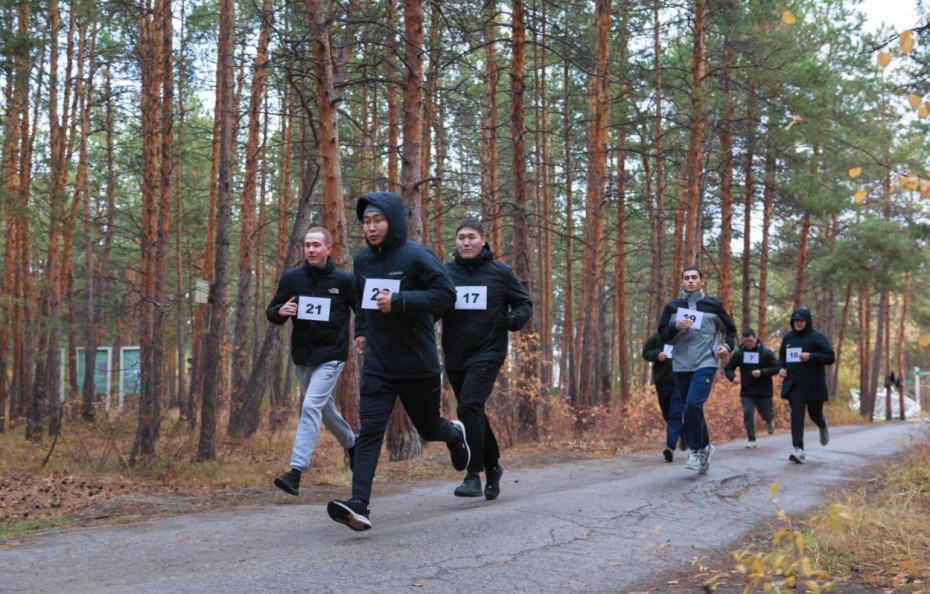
279;296;297;317
715;345;729;359
375;289;392;313
779;368;787;378
354;336;366;355
732;377;741;385
800;352;811;362
657;352;668;362
751;370;761;378
676;318;694;330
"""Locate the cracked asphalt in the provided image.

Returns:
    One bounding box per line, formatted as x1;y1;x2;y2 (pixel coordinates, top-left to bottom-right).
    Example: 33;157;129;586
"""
1;420;924;593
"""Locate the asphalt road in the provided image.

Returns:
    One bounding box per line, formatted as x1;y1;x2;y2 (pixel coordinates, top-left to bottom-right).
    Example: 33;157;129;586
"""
1;421;925;593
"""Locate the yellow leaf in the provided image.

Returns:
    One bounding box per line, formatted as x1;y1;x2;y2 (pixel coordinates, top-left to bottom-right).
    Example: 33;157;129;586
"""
805;580;821;594
781;10;797;25
900;174;920;190
778;508;789;522
919;102;929;119
900;30;915;54
848;167;862;179
854;189;868;204
921;179;930;192
908;94;923;109
877;51;892;67
769;481;781;500
796;532;805;551
917;334;930;347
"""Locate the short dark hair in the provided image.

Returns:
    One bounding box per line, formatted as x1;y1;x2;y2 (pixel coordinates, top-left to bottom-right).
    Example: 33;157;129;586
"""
741;328;756;338
456;218;485;236
681;265;704;279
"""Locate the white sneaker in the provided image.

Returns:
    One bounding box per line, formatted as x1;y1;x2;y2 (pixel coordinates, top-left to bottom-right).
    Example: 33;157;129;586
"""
698;444;715;473
746;440;757;449
789;448;806;464
684;450;700;470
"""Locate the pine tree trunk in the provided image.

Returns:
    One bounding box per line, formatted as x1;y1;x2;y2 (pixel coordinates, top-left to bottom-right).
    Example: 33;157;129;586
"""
717;43;734;313
683;0;707;267
197;0;236;461
228;0;273;438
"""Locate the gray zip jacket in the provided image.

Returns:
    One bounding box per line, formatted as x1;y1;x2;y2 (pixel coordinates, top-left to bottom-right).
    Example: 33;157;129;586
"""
657;288;736;373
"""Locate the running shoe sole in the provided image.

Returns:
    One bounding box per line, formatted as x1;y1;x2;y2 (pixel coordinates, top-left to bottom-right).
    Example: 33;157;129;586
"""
327;500;371;531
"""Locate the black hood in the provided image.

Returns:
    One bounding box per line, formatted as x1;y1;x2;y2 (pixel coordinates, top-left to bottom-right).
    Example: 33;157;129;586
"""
356;191;408;251
790;306;813;334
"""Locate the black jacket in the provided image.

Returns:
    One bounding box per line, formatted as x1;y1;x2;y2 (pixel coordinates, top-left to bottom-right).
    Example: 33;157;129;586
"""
441;245;533;370
266;258;356;367
778;307;836;402
641;332;675;387
723;340;780;399
353;191;456;379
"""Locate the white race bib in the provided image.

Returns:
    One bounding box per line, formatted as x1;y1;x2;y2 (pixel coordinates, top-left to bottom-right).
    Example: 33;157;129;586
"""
297;296;331;321
676;307;704;329
743;351;759;364
362;278;401;310
455;286;488;310
662;344;674;359
786;347;802;363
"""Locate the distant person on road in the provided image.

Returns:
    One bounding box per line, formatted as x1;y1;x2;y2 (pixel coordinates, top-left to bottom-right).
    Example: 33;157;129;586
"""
442;219;533;499
777;306;835;463
326;191;470;532
267;227;357;497
641;331;684;462
658;265;736;474
723;328;779;448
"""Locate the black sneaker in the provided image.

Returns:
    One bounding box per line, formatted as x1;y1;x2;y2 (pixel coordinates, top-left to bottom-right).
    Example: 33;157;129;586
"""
448;420;471;471
484;464;503;500
819;419;830;446
273;469;301;496
663;448;674;462
327;497;372;531
454;473;482;497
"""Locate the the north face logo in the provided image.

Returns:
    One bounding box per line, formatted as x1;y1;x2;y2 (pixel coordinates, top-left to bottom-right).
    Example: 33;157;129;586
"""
328;288;339;294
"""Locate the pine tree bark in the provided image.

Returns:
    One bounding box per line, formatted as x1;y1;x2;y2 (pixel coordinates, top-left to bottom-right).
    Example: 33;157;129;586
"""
197;0;236;461
683;0;707;267
228;0;274;438
578;0;611;410
510;0;538;439
717;42;734;313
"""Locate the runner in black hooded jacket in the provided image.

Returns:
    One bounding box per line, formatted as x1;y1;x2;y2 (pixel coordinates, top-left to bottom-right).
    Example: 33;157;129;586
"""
326;191;470;532
442;219;532;500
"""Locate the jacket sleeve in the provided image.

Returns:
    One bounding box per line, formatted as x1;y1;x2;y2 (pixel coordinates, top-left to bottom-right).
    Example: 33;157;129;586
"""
641;333;662;362
504;269;533;331
266;274;291;325
778;337;788;370
759;347;781;377
810;333;836;366
717;303;737;352
353;272;366;339
723;350;739;381
657;304;678;343
392;250;456;316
